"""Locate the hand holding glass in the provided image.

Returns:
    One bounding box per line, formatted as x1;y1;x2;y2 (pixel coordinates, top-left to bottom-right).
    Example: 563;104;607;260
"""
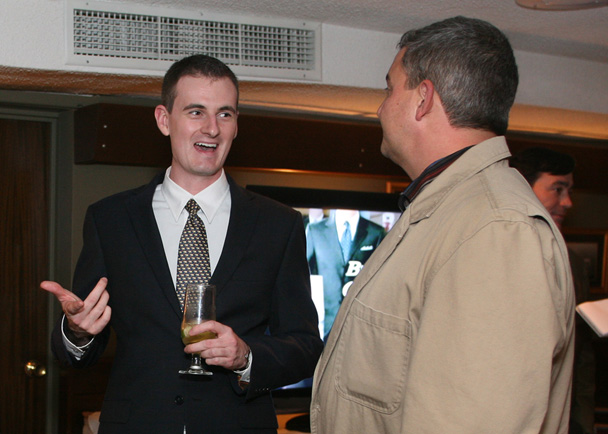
179;283;217;376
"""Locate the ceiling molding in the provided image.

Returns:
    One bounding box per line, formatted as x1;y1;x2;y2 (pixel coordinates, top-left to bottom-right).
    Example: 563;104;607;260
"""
0;66;162;96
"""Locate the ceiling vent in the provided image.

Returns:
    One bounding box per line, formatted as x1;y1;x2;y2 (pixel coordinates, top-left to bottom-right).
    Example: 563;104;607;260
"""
66;0;321;80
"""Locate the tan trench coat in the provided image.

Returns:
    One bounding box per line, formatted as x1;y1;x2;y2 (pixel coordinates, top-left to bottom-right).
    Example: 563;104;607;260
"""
311;137;575;434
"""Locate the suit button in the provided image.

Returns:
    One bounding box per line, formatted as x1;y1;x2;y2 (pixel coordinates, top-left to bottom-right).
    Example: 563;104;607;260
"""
174;395;184;405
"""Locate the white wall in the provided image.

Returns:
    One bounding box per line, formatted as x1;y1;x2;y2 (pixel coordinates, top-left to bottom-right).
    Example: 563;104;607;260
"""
514;51;608;115
1;0;607;116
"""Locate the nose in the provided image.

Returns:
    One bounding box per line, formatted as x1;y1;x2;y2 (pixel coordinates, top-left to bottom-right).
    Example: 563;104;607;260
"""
201;116;219;137
377;102;384;118
561;192;573;209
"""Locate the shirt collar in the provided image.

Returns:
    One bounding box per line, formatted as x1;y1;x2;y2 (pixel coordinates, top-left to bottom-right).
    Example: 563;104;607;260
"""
334;210;360;234
399;145;473;211
161;167;230;223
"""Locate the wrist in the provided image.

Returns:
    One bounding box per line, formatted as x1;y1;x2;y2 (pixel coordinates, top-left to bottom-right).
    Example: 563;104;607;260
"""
238;348;251;371
63;318;93;346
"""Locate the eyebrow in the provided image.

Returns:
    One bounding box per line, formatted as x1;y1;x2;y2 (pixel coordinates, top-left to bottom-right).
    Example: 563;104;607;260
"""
183;103;237;113
552;180;573;188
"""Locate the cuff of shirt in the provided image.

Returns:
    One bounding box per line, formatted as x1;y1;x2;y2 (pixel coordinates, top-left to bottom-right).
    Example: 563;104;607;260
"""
61;315;95;360
233;350;252;383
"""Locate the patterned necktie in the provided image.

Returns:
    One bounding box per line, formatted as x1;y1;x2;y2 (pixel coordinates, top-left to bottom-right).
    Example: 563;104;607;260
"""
340;221;352;263
175;199;211;309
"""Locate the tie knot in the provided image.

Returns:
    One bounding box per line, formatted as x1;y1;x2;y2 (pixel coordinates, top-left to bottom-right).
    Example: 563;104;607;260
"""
185;199;200;217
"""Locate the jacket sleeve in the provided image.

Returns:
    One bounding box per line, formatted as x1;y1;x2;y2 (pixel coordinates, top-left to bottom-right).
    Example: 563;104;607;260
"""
244;211;324;399
401;219;574;433
50;206;111;368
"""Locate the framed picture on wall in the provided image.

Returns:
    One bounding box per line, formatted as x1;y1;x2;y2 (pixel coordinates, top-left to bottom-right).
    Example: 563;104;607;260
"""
563;229;608;294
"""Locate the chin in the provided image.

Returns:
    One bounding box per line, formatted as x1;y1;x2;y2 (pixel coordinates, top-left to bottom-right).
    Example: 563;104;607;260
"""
380;143;395;162
380;144;388;159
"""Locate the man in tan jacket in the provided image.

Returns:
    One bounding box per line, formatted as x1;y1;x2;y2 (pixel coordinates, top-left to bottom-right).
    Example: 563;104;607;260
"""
311;16;575;434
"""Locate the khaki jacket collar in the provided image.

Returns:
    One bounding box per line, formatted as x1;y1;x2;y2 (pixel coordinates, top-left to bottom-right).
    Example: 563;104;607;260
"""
407;136;511;224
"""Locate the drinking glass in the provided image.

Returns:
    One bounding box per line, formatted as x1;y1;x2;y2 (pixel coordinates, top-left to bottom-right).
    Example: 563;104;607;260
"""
179;283;217;375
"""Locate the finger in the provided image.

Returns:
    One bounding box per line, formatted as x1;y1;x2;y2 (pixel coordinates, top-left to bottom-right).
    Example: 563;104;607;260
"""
202;355;224;367
40;281;82;304
87;305;112;335
64;300;86;316
199;335;242;363
184;335;221;355
41;281;85;316
199;348;230;366
189;320;222;337
68;277;109;317
203;352;242;370
72;289;110;329
84;282;109;312
85;290;110;323
83;277;109;305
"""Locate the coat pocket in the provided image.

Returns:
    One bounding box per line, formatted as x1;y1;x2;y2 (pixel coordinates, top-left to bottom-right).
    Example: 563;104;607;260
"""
334;298;411;414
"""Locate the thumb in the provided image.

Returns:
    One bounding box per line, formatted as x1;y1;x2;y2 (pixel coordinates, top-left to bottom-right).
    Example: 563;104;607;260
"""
64;299;85;316
40;281;84;314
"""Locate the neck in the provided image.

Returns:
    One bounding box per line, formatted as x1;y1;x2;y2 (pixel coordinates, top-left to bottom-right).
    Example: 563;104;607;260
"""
407;128;496;179
169;167;223;195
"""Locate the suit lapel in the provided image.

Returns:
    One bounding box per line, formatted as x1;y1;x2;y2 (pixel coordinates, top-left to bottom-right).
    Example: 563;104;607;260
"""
350;217;371;259
210;176;258;296
126;172;183;319
321;217;343;264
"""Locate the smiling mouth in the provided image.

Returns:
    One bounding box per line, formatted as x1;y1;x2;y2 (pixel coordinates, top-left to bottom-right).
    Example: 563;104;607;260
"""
195;142;217;150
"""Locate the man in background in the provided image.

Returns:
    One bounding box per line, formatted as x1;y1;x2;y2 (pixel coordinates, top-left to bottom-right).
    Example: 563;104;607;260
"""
509;147;574;230
42;54;323;434
312;16;575;433
511;147;595;434
306;209;386;339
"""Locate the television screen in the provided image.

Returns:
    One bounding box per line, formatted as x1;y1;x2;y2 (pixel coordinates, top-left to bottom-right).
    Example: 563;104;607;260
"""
246;185;402;421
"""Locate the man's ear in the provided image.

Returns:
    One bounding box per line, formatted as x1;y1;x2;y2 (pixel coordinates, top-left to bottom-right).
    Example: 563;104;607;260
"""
154;105;170;136
415;80;435;121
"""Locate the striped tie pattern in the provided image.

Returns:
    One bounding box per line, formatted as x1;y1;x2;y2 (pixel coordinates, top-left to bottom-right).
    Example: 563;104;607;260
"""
175;199;211;309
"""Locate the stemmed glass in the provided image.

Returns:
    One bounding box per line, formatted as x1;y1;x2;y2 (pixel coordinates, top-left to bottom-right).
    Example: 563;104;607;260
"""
179;283;217;376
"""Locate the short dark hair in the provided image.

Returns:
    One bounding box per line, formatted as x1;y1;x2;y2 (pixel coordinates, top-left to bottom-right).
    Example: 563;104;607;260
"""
161;55;239;112
398;16;518;136
509;147;575;185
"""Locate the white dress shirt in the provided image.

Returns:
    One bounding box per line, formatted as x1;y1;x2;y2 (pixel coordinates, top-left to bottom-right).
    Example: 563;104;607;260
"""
155;167;231;280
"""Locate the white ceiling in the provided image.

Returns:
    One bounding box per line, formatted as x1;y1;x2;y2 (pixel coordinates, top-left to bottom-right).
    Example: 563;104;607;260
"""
109;0;608;63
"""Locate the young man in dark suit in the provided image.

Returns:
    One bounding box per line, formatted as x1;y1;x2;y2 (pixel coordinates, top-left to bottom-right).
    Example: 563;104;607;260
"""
42;55;323;434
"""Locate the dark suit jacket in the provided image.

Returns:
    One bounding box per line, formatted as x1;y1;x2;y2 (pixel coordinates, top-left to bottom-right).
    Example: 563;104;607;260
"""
51;172;323;434
306;215;386;338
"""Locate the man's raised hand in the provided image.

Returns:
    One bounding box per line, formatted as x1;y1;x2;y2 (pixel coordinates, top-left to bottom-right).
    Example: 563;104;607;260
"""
41;278;111;344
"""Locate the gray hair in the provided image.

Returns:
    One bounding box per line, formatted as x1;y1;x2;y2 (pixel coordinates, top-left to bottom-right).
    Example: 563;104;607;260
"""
398;16;518;135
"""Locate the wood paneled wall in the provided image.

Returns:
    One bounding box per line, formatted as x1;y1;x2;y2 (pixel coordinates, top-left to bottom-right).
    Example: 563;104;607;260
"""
74;103;608;195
